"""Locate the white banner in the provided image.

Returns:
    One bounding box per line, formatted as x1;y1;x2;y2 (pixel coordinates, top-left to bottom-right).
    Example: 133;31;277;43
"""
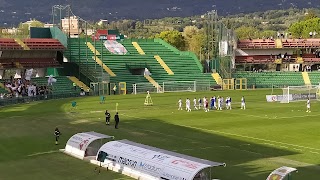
266;95;292;102
266;95;278;102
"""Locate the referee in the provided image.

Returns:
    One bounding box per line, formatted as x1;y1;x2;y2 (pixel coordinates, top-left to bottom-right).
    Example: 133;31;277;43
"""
54;127;61;145
105;110;111;125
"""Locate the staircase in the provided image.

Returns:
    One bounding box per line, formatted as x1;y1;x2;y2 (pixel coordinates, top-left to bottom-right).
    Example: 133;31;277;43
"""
211;73;222;85
144;75;161;89
68;76;90;91
14;38;30;50
154;55;174;75
296;57;304;64
275;39;283;48
15;62;24;69
91;56;116;77
132;42;145;55
301;72;311;85
86;42;101;55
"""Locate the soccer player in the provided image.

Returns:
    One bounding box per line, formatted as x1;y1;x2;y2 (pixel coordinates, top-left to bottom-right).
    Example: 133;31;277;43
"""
241;96;246;110
114;112;120;129
229;97;232;110
204;97;209;112
198;97;202;109
221;97;224;109
193;98;198;110
186;98;191;112
217;96;222;110
203;97;206;110
210;97;215;110
54;127;61;145
105;110;111;125
178;98;183;110
225;97;229;110
213;96;217;109
306;98;311;113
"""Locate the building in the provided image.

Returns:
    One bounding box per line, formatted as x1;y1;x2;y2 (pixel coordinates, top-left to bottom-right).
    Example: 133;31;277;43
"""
1;27;20;34
44;24;54;28
61;16;81;36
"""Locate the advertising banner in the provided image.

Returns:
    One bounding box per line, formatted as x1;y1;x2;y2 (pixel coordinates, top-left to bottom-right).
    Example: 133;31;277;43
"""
266;95;294;102
292;93;316;101
97;140;218;180
65;132;113;158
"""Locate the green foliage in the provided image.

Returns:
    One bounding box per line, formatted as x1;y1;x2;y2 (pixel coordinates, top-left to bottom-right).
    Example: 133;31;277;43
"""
304;10;318;20
235;26;259;39
289;17;320;38
155;30;186;50
182;26;206;58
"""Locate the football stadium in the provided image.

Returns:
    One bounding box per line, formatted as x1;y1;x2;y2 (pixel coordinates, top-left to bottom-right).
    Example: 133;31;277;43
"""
1;6;320;180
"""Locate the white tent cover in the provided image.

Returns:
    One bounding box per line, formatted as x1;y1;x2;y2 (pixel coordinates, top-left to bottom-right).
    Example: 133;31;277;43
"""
266;166;298;180
97;139;225;180
65;131;114;159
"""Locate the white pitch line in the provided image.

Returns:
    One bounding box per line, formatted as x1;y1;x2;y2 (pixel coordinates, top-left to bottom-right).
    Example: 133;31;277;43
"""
122;113;320;153
27;150;59;157
275;114;320;119
180;125;320;152
225;111;320;120
292;148;303;152
310;151;320;154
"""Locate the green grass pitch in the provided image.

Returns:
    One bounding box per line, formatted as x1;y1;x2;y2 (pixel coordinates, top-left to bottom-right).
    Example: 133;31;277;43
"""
0;89;319;180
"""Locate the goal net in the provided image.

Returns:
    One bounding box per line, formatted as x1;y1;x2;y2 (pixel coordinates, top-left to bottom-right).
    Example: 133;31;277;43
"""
133;81;211;94
133;83;162;95
162;81;196;93
280;85;320;103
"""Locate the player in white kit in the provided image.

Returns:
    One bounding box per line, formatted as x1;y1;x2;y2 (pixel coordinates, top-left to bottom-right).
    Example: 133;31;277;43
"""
306;98;311;113
217;96;222;110
193;98;198;110
241;96;246;110
186;98;191;112
178;98;183;110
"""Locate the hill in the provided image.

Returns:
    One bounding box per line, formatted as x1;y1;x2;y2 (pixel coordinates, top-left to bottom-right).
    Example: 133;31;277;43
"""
0;0;320;26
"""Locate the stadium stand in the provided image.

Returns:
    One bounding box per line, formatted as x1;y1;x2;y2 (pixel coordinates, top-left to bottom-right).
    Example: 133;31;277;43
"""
308;72;320;85
23;38;66;50
66;38;217;93
233;71;305;88
0;38;23;50
235;38;320;87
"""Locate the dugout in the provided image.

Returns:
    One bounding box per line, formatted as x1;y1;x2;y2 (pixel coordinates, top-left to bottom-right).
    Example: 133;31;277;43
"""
93;139;226;180
266;166;298;180
63;131;114;160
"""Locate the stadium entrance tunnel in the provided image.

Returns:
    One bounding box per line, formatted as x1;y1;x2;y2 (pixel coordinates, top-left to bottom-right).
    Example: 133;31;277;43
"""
61;131;114;160
126;63;152;75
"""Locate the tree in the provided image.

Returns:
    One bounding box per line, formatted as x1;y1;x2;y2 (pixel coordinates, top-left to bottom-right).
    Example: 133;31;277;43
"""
155;30;186;50
235;26;259;39
289;18;320;38
305;10;318;20
182;26;205;57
